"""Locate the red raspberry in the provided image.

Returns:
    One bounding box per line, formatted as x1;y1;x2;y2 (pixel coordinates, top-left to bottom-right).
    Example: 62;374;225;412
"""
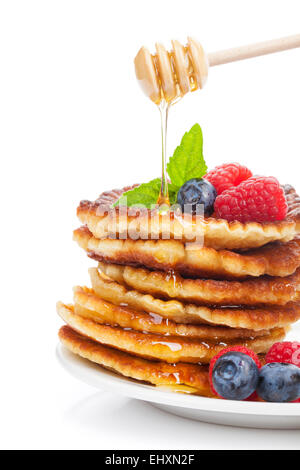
246;391;260;402
265;342;300;367
204;163;252;195
214;176;287;223
209;346;261;398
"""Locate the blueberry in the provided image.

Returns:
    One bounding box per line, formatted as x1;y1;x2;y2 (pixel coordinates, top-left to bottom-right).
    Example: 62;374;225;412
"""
212;352;259;400
176;178;217;216
257;363;300;402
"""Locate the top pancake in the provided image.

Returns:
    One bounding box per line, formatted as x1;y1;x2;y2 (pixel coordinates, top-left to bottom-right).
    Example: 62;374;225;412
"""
77;184;300;250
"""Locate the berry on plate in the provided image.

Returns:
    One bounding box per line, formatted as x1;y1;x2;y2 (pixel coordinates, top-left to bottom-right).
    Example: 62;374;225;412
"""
204;163;252;194
265;341;300;368
214;176;288;223
209;346;261;400
176;178;217;216
212;352;259;401
257;363;300;402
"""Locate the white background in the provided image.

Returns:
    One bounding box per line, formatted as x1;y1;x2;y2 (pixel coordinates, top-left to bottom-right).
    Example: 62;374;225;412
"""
1;0;300;450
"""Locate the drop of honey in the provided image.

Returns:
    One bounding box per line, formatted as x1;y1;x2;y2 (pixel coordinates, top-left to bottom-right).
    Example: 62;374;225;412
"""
156;384;199;394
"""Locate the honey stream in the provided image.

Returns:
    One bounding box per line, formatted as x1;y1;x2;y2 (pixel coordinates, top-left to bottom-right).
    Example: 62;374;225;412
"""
156;96;182;207
157;100;170;205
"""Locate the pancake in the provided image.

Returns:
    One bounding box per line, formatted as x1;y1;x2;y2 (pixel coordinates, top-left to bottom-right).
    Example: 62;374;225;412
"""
90;268;300;330
58;325;214;396
97;262;300;306
74;226;300;279
74;286;271;340
77;184;300;250
57;302;287;363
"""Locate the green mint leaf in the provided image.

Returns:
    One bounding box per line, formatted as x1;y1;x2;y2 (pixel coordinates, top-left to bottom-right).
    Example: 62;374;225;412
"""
167;123;207;188
114;178;178;209
113;123;206;208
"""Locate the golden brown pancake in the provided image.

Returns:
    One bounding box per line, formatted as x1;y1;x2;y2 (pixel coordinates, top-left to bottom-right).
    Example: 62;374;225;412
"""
77;184;300;250
58;325;215;396
57;302;286;363
90;268;300;330
97;262;300;306
74;286;271;340
74;226;300;279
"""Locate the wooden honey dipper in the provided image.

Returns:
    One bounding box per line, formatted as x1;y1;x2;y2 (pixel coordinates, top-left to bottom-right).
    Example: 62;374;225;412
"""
134;34;300;104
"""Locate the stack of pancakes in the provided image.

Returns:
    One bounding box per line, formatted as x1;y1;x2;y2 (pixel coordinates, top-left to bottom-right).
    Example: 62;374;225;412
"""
57;184;300;397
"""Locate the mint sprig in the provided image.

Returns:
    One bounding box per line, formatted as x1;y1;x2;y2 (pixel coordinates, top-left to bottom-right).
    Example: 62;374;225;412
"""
115;178;177;209
114;124;207;208
167;123;207;188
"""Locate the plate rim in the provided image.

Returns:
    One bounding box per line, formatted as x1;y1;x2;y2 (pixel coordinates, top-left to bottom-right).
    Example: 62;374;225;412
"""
56;343;300;417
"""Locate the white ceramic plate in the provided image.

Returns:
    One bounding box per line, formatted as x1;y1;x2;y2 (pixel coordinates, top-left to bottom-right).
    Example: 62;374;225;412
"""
57;323;300;429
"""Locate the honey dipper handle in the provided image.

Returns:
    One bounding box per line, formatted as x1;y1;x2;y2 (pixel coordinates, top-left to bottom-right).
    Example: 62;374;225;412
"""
208;34;300;66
